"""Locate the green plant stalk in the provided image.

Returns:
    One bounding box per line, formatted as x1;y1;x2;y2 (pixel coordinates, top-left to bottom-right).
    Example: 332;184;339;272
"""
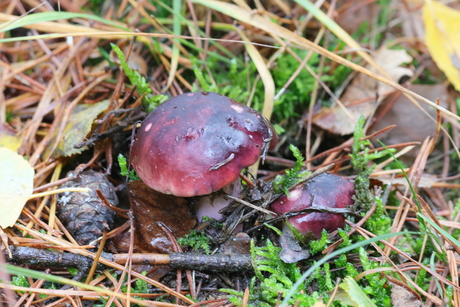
430;252;444;300
151;0;242;63
418;213;460;252
164;0;182;90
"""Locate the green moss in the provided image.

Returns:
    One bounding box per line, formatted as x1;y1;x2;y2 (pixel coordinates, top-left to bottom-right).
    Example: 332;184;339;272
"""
118;154;139;181
309;230;331;254
12;275;30;289
111;44;168;113
350;115;374;213
273;144;310;195
177;230;212;254
222;240;325;306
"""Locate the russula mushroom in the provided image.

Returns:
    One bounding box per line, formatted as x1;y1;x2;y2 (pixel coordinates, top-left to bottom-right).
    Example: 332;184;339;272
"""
130;92;278;197
270;172;355;239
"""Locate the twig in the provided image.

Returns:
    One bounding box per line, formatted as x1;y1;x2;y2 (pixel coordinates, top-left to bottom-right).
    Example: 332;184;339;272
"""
5;246;253;273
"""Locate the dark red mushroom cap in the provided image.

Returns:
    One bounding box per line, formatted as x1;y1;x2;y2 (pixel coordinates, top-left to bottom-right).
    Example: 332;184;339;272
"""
270;173;354;239
130;92;278;197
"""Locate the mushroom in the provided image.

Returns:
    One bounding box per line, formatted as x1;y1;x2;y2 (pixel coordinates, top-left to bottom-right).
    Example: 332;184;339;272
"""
130;91;278;197
270;172;355;239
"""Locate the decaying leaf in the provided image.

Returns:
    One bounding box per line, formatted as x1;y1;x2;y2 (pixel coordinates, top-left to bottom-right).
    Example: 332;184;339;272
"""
279;225;310;263
42;100;109;159
423;1;460;91
372;84;448;147
128;180;196;254
387;276;422;307
313;47;413;135
0;123;22;152
376;174;438;189
0;147;34;228
334;276;377;307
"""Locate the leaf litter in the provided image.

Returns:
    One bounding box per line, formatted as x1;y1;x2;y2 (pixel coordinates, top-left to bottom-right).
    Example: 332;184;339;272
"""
313;47;414;135
1;0;460;306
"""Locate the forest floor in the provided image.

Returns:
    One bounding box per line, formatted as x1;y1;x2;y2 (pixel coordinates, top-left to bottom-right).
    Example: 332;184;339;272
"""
1;0;460;306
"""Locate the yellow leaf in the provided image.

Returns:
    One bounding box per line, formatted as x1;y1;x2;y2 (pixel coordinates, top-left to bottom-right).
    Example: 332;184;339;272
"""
423;1;460;91
0;124;22;152
0;147;34;228
42;100;110;159
334;276;377;307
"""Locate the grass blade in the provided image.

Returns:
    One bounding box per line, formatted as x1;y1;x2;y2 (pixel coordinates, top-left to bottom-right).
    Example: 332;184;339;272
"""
0;11;127;32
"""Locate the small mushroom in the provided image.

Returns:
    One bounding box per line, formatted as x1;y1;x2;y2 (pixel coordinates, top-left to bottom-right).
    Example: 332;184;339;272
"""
270;173;355;239
130;92;278;197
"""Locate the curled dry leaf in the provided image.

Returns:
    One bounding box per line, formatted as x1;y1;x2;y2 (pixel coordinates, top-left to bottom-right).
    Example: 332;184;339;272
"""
0;147;34;228
423;1;460;91
42;100;109;159
313;47;413;135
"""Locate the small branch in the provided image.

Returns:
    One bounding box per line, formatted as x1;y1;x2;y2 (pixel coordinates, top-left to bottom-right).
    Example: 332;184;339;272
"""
5;246;253;273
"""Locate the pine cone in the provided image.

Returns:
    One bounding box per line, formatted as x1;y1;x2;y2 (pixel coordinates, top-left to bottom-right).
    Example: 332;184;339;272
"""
57;170;118;246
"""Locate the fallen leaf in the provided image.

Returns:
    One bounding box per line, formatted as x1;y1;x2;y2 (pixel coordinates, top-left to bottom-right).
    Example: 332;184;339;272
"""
279;225;310;264
0;147;34;228
335;0;378;34
334;276;377;307
42;100;109;159
387;276;422;307
372;83;448;146
0;124;22;152
376;174;438;188
128;180;196;254
423;1;460;91
313;47;413;135
219;232;251;254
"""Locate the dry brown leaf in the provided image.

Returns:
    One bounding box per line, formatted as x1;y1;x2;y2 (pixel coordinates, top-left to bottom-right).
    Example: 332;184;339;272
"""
376;174;438;188
336;0;378;34
372;84;448;147
387;276;422;307
313;47;413;135
128;180;196;254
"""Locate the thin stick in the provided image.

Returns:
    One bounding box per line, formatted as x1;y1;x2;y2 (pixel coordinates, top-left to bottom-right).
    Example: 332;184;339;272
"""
227;195;275;216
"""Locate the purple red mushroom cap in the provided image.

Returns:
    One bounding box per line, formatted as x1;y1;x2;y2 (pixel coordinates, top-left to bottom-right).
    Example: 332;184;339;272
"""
130;92;278;197
270;172;355;239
